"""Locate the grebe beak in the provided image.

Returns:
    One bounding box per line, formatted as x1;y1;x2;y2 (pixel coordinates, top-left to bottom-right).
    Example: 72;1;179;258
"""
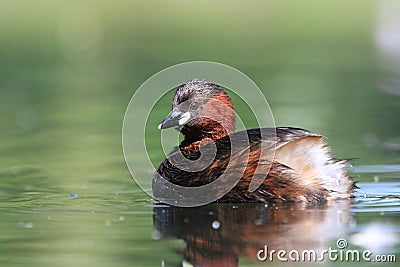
158;110;191;129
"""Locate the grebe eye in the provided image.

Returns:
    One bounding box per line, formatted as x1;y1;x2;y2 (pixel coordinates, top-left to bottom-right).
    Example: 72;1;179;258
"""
190;101;199;111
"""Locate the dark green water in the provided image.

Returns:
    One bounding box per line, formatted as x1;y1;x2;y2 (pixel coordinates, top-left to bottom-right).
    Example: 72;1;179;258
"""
0;1;399;266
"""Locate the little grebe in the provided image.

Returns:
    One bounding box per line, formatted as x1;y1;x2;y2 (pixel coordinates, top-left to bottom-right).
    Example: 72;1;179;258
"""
154;79;355;203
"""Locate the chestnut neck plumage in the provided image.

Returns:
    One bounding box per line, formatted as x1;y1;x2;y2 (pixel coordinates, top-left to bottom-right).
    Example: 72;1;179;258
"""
180;92;236;147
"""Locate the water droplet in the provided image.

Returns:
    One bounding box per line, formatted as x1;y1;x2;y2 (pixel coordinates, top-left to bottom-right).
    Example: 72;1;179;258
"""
212;221;220;229
152;230;161;240
25;222;34;228
17;222;34;228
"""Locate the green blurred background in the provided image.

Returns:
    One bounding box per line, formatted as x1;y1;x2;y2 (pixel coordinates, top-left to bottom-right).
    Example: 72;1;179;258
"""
0;1;399;266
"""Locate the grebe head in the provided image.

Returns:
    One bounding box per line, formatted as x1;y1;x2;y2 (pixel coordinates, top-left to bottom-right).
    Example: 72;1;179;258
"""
158;79;236;142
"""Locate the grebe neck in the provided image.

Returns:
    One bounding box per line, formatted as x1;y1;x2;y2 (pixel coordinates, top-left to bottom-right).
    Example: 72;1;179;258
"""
180;122;232;147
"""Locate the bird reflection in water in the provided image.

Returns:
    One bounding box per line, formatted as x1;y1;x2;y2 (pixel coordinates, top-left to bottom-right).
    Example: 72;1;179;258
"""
153;201;352;267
